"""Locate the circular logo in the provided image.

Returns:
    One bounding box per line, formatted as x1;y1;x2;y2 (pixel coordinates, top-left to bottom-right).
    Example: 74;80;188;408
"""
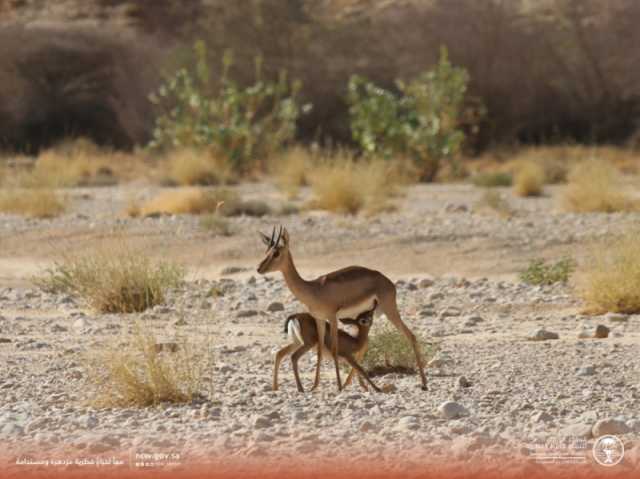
592;435;624;467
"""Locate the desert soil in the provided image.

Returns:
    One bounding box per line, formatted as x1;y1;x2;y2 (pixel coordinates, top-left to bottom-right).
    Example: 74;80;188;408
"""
0;182;639;476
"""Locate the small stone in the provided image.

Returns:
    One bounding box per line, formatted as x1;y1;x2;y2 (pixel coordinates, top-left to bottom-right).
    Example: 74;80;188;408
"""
221;266;247;276
437;401;468;419
0;338;11;344
531;411;554;423
577;366;596;377
419;277;435;288
154;342;179;353
253;415;272;429
527;328;559;341
73;318;87;329
267;302;285;313
396;416;420;430
172;318;188;327
237;310;258;318
360;421;377;432
593;325;610;338
457;376;472;388
592;418;631;436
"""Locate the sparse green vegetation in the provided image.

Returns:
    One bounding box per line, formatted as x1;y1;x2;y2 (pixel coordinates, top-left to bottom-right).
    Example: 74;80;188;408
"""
471;172;513;188
520;258;575;285
35;244;184;313
362;325;436;376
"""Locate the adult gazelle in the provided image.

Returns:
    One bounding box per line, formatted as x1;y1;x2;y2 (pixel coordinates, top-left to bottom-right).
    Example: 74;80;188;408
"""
257;226;428;391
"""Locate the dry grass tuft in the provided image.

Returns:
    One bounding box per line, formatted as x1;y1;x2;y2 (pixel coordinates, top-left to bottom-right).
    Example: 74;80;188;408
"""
561;160;637;213
578;234;640;314
475;190;513;218
308;154;406;215
85;320;213;407
164;148;233;186
200;213;233;236
35;243;184;313
362;324;436;377
471;171;512;188
0;188;66;218
132;188;270;218
133;188;233;217
271;147;315;198
513;161;544;197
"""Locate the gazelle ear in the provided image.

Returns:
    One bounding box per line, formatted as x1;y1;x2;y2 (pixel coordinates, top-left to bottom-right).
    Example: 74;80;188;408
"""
282;227;290;247
259;232;271;246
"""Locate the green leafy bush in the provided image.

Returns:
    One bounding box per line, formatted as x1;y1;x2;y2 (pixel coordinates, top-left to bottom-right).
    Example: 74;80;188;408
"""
348;48;477;181
149;41;310;174
520;258;575;286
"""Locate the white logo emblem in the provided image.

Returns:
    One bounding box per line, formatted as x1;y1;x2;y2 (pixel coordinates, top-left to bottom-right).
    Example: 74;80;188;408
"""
592;435;624;467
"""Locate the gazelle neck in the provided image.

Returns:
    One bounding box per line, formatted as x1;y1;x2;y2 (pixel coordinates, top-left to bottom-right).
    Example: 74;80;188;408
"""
355;326;370;349
281;250;314;305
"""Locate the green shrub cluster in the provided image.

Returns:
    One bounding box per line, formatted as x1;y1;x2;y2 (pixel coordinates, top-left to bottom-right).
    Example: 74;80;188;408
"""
348;48;479;181
149;41;309;174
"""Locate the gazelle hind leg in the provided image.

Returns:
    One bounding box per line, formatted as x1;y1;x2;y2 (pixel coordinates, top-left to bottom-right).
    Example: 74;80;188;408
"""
311;318;326;391
273;343;300;391
380;295;428;390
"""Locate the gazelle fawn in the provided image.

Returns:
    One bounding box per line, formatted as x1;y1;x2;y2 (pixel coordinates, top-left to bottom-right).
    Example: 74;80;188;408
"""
273;304;380;392
257;226;427;392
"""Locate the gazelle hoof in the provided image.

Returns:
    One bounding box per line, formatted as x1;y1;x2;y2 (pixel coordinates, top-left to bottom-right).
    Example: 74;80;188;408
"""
421;385;428;391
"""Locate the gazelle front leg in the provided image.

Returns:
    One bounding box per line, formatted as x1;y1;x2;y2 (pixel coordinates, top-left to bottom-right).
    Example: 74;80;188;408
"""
329;315;342;391
343;347;368;390
311;318;326;391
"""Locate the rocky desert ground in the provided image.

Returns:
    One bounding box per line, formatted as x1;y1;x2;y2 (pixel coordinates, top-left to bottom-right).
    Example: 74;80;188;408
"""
0;181;639;477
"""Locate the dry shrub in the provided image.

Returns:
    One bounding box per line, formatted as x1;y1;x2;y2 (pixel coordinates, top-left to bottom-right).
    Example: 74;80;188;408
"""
33;139;119;187
199;213;233;236
475;190;513;218
362;324;436;377
513;161;544;197
0;188;65;218
132;188;270;218
471;171;512;188
134;188;232;217
164;148;233;186
578;234;640;314
562;160;637;213
35;243;184;313
271;147;316;198
308;154;406;215
85;320;213;407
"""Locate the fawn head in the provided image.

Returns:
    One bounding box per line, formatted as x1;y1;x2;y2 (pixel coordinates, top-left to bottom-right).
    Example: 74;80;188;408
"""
341;300;377;328
257;225;289;274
